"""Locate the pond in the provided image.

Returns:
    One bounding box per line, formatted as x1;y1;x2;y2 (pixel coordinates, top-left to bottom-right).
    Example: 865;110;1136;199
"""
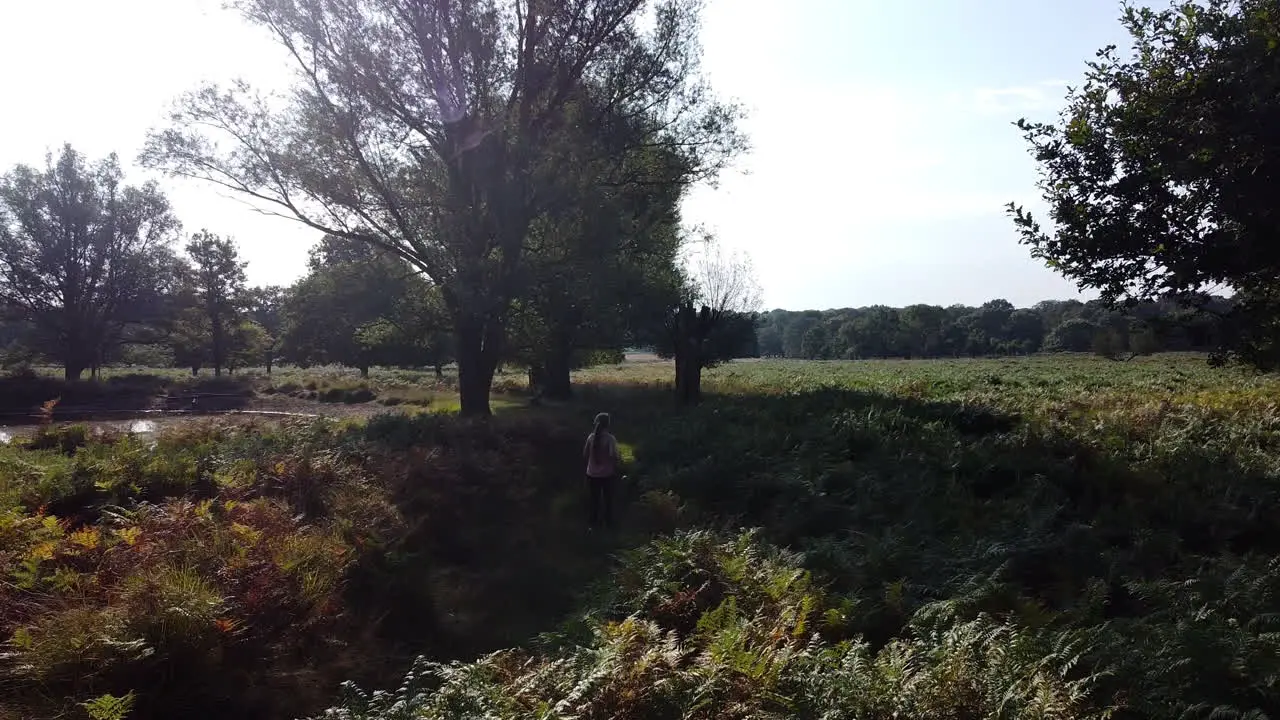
0;409;325;444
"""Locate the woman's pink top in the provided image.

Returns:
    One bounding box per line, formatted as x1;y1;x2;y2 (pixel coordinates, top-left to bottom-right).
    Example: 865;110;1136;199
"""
585;432;619;478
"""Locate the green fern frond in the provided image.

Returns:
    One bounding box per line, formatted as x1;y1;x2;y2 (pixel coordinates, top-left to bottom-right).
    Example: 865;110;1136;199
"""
80;692;136;720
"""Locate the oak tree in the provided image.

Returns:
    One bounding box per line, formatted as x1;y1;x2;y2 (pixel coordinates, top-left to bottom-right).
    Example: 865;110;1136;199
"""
0;145;179;380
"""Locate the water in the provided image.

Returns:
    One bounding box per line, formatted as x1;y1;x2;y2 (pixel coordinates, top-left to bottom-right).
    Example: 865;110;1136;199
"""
128;419;158;434
0;410;321;446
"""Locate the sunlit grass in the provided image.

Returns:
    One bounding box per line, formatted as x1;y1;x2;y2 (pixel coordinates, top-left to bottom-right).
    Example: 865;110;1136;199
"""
420;395;526;415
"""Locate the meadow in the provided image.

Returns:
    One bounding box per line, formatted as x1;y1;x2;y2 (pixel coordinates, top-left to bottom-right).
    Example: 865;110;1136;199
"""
3;354;1280;719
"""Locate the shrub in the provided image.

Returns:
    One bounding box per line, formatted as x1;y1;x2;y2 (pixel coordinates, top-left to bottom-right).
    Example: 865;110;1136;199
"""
318;387;346;403
344;387;377;404
26;424;95;455
0;408;597;718
315;530;1110;720
0;420;396;718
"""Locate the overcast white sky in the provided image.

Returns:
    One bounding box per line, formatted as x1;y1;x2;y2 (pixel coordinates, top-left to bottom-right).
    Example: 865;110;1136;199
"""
0;0;1139;310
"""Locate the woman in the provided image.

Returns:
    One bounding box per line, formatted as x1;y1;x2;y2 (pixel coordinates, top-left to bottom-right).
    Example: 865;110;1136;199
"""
584;412;621;530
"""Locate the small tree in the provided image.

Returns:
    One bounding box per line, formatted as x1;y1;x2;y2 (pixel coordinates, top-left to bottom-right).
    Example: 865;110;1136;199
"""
1045;318;1100;353
245;285;286;373
1006;309;1045;354
1092;328;1128;360
228;320;270;374
186;231;248;376
704;311;759;363
801;324;831;360
1130;327;1162;356
281;236;413;377
169;308;211;376
664;241;761;405
352;279;453;376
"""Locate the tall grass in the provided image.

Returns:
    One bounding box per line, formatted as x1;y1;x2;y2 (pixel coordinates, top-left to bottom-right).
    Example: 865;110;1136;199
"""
322;355;1280;719
6;354;1280;718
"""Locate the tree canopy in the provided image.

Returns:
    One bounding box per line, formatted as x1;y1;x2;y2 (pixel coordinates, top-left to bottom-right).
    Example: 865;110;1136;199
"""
281;235;451;377
0;144;180;379
8;0;1276;406
757;295;1230;361
1009;0;1280;367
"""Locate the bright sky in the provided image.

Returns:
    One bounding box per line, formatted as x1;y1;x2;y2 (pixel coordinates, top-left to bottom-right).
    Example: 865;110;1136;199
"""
0;0;1138;310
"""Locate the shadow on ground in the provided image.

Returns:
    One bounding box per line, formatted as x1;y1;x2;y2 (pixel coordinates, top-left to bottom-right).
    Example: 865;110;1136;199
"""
6;374;1276;719
515;379;1280;646
348;374;1279;670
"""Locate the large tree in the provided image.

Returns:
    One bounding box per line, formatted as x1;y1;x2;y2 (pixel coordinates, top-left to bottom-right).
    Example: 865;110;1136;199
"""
141;0;744;417
185;231;249;376
1008;0;1280;367
519;137;688;399
0;145;180;380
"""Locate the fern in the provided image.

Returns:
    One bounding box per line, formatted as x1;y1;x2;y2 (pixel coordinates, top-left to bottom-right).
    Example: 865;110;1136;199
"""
80;692;135;720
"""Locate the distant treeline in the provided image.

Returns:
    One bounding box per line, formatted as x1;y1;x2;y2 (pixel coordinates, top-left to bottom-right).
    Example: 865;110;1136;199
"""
753;296;1233;360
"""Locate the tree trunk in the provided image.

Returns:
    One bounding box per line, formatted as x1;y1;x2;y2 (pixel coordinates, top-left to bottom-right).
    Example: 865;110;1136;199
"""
434;362;444;381
678;336;703;405
64;363;85;382
211;314;225;377
455;318;500;418
457;353;495;417
527;363;545;394
671;303;707;406
359;365;370;379
687;349;703;405
541;335;573;401
542;360;572;399
62;332;89;381
266;354;274;375
671;303;690;402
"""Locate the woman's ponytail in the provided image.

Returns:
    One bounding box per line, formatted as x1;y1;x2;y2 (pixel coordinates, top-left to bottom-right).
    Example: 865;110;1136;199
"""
592;412;610;456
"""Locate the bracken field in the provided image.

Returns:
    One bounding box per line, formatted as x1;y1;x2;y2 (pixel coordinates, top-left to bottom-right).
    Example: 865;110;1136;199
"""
4;353;1280;719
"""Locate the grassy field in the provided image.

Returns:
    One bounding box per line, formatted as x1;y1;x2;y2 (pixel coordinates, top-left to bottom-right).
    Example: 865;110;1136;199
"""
3;354;1280;719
